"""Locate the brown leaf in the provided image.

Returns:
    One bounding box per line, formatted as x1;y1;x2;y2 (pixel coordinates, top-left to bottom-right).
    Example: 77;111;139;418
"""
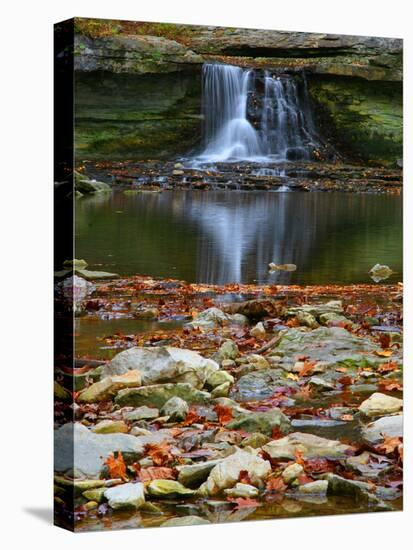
214;404;233;424
104;451;127;481
227;497;261;509
266;476;287;493
139;466;176;483
145;441;174;466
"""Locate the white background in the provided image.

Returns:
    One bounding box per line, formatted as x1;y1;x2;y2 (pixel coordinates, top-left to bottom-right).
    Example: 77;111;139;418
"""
0;0;410;548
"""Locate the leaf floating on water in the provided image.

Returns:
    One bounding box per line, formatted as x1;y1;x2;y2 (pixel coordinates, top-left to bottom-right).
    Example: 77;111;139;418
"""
369;263;394;283
269;263;297;272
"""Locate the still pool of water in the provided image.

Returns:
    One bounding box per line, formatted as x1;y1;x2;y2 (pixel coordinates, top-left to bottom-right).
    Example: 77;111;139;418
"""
75;190;402;285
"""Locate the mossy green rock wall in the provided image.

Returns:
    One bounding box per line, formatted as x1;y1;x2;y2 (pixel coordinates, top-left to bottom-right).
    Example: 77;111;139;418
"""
75;72;201;160
308;77;402;165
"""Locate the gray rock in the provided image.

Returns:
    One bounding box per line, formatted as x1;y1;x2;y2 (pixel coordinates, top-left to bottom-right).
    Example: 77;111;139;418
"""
361;414;403;444
231;368;296;401
282;463;304;484
298;480;328;495
177;460;222;488
226;408;291;437
206;370;235;388
124;406;159;421
115;383;211;408
323;473;370;499
212;340;239;362
54;423;143;478
104;346;218;389
160;396;189;421
211;382;231;398
263;432;353;460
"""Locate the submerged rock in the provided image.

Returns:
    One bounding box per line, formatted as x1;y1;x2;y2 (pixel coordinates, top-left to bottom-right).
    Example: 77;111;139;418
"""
358;392;403;417
202;448;271;495
226;408;291;437
54;423;143;478
262;432;353;460
115;383;210;408
103;346;218;389
104;482;145;510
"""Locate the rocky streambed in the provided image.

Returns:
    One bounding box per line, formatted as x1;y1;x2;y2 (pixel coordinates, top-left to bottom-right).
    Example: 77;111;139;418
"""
54;275;403;530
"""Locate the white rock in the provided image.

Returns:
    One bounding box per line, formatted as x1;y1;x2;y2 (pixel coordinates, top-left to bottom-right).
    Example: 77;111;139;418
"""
359;392;403;417
104;482;145;509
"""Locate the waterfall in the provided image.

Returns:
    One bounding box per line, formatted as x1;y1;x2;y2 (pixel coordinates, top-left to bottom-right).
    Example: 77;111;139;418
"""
197;63;319;163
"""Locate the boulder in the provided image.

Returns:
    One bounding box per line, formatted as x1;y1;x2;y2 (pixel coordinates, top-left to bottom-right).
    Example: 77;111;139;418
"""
177;460;222;488
103;346;218;389
54;423;143;478
78;370;141;403
104;482;145;510
161;516;210;527
160;396;189;421
226;408;291;437
359;392;403;417
361;414;403;444
262;432;353;460
203;448;271;495
115;383;210;408
147;480;195;498
92;420;128;434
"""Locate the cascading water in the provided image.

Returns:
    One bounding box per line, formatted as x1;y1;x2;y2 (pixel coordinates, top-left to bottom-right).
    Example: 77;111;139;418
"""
196;62;320;163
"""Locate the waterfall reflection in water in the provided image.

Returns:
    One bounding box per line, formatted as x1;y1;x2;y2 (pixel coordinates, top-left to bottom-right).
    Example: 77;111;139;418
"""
75;191;402;286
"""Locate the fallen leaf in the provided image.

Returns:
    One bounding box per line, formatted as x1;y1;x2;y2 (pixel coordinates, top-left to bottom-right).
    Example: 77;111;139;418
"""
214;404;233;424
145;441;174;466
266;476;287;493
104;451;127;481
227;497;261;509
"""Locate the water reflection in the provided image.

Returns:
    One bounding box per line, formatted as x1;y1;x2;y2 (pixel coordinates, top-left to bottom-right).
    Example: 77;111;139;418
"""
75;190;402;285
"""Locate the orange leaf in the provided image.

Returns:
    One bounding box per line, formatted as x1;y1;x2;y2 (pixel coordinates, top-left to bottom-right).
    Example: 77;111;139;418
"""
145;441;174;466
139;466;176;483
298;360;317;377
214;404;233;424
377;436;402;454
294;448;305;466
375;349;393;357
104;451;127;481
182;409;200;426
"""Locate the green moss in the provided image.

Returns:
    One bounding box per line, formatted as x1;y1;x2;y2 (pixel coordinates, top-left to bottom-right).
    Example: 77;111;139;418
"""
308;76;402;165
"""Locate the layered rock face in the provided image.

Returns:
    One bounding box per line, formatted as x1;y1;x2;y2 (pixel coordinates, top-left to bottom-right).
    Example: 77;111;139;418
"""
72;21;402;165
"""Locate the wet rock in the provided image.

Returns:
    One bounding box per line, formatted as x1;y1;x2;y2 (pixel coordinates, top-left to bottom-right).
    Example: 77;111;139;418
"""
369;264;394;283
63;258;88;270
147;480;195;498
298;480;328;495
212;339;239;363
345;452;393;479
240;433;270;449
271;327;379;367
92;420;128;434
78;370;141;403
202;448;271;495
282;463;304;484
206;370;235;388
226;408;291;437
161;516;210;527
309;376;335;391
319;312;351;327
132;306;160;320
185;307;232;329
115;383;211;408
54;423;143;478
124;406;159;421
177;460;222;488
250;322;266;338
104;482;145;510
224;483;259;498
224;298;285;319
263;432;353;460
104;346;218;389
211;382;231;398
231;368;296;401
245;354;270;370
82;487;106;503
74;172;112;195
323;473;370;499
160;396;189;422
358;392;402;417
361;414;403;444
